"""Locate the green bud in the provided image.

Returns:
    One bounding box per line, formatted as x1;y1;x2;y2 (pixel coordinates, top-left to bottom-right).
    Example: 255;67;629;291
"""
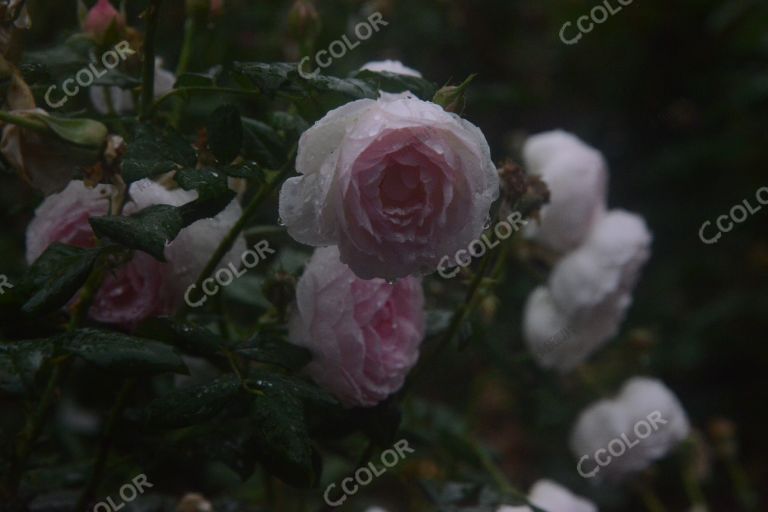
432;74;476;114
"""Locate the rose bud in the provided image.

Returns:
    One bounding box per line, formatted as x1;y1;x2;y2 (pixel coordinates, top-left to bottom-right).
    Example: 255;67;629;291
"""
82;0;125;41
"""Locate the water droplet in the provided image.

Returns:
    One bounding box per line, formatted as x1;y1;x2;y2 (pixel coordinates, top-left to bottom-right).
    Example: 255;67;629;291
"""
483;216;491;230
277;217;285;226
385;279;395;285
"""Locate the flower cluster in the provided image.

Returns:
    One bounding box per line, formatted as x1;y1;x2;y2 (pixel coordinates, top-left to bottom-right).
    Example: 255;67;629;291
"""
522;131;652;371
26;180;245;328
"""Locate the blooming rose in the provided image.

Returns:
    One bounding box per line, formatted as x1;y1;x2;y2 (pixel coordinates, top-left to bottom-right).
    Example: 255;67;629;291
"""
288;246;425;407
279;92;499;280
523;130;608;253
497;479;597;512
523;210;651;371
549;210;651;316
360;60;422;77
570;377;690;480
90;59;175;115
83;0;124;39
26;179;245;327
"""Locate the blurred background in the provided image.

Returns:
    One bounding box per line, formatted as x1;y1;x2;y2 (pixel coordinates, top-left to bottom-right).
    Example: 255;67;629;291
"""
1;0;767;510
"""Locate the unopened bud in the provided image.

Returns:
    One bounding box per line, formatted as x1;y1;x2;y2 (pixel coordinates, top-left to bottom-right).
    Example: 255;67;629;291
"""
432;74;476;114
82;0;125;41
287;0;320;41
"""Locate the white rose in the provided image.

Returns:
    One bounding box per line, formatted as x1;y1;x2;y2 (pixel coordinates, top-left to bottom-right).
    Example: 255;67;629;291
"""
522;210;650;371
279;91;498;280
570;377;690;480
523;130;608;253
360;59;422;77
129;179;247;298
497;479;597;512
549;210;651;316
523;286;629;372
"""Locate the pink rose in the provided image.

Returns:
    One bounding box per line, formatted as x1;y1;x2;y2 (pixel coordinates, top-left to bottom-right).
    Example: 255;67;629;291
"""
288;246;426;407
83;0;124;39
279;92;499;280
26;179;245;328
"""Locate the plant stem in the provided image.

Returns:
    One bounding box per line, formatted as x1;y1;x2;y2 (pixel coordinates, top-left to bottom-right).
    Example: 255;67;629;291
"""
178;145;297;319
469;437;536;509
75;379;136;510
3;358;68;497
149;86;262;116
140;0;163;119
635;481;668;512
175;17;198;78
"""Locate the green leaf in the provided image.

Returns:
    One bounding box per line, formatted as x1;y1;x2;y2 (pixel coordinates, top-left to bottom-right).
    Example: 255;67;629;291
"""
353;69;438;100
23;34;95;75
234;335;311;371
175;167;229;199
174;72;215;88
136;318;231;358
90;205;183;262
219;162;265;181
249;386;318;487
247;369;336;408
21;244;102;315
89;189;234;261
232;62;299;96
207;104;244;164
122;124;197;184
60;328;187;375
242;117;289;169
28;113;108;148
141;375;247;428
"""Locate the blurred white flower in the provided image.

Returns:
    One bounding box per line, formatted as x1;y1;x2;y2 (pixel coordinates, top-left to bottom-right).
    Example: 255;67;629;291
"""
523;210;651;371
90;58;175;115
549;210;651;315
360;59;422;77
497;479;597;512
523;130;608;253
570;377;690;480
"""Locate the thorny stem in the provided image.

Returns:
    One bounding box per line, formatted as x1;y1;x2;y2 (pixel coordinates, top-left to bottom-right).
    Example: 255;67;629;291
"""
178;145;298;319
75;379;136;510
140;0;163;119
469;437;542;510
3;246;124;498
2;358;68;498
